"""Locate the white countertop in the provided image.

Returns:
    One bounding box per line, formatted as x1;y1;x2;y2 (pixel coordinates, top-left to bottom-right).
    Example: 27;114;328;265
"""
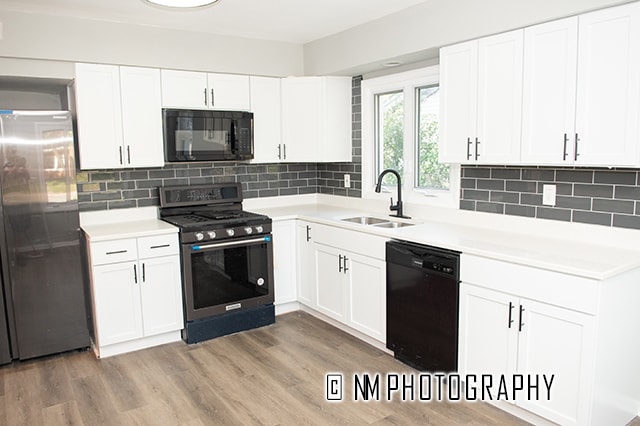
251;202;640;281
81;219;178;242
80;206;178;241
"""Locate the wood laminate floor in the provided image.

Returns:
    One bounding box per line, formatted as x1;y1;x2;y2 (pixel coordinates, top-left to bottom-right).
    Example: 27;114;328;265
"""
0;311;634;425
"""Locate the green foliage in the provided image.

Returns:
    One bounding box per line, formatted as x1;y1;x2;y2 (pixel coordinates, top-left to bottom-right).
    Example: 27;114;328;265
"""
379;92;403;186
377;87;449;190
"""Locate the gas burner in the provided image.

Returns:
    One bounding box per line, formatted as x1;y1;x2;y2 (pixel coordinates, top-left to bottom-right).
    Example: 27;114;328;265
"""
158;184;272;244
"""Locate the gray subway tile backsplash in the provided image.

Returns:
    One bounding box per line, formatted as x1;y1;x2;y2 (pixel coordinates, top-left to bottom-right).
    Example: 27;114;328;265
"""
461;166;640;231
77;75;640;233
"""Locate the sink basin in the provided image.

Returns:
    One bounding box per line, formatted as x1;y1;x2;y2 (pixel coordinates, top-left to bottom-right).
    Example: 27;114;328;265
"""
373;221;414;228
341;216;389;225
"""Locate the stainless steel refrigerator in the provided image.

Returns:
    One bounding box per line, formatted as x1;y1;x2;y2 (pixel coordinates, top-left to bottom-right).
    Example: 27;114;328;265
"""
0;110;89;364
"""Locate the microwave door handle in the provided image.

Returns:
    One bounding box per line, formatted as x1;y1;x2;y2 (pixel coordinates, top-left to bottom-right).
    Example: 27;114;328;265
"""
230;120;237;153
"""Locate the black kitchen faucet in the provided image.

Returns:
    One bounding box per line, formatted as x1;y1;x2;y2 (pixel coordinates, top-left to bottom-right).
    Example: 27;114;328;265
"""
375;168;411;219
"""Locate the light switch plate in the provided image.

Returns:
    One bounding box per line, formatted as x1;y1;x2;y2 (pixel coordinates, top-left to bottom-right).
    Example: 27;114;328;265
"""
344;174;351;188
542;184;556;206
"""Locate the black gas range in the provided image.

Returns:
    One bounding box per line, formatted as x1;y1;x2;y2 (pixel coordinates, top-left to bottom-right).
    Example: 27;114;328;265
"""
159;183;275;344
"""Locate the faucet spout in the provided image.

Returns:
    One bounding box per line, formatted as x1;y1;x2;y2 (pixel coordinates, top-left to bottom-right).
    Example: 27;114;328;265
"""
374;169;410;219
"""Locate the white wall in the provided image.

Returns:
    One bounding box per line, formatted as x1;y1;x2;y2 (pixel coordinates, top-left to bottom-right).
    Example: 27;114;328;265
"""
0;10;303;78
303;0;634;75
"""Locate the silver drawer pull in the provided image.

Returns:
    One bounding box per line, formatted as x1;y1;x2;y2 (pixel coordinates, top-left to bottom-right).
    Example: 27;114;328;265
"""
106;250;127;255
150;244;171;249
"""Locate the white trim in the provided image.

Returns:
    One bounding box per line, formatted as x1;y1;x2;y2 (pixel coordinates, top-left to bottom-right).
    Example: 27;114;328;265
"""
361;65;460;209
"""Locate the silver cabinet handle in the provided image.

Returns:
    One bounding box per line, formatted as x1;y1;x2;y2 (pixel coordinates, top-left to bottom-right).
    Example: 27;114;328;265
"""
204;87;207;106
574;133;580;161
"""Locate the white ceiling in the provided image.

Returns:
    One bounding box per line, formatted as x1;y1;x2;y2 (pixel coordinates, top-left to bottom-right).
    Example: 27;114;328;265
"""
0;0;430;44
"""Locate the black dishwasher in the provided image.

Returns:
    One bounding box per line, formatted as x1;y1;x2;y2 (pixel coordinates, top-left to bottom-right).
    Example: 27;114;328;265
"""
386;240;460;372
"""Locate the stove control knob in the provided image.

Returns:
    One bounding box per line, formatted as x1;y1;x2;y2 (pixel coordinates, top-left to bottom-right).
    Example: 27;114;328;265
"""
195;232;205;241
207;231;217;239
244;227;253;234
226;229;235;237
255;226;264;233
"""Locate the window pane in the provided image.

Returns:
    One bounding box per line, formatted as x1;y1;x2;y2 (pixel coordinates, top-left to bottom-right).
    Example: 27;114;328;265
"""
417;85;449;190
375;91;403;185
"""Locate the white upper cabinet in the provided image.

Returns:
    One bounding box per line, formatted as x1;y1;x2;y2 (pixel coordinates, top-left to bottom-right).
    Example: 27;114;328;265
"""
574;2;640;166
439;40;478;163
75;64;164;170
281;76;352;163
119;67;164;168
250;76;282;163
439;30;523;164
441;2;640;168
75;63;123;170
521;17;579;165
160;69;250;110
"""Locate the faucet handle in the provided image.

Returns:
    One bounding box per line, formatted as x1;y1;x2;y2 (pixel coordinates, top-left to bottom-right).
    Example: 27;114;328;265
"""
389;197;399;211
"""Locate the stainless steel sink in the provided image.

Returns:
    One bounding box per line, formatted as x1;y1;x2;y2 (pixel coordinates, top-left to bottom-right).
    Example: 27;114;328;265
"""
341;216;389;225
373;221;414;228
341;216;415;228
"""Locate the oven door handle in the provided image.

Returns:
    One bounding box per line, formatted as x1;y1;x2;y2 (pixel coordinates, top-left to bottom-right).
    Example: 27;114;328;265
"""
191;236;271;251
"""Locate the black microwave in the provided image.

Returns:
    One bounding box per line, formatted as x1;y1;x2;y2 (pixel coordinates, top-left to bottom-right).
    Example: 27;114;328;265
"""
163;108;254;162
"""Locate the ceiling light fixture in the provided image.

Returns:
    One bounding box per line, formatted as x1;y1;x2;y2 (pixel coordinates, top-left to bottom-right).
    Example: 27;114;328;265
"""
382;61;403;67
144;0;221;8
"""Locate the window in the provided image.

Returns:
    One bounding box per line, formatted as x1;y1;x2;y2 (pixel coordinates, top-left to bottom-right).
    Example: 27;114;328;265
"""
362;66;459;208
375;91;404;185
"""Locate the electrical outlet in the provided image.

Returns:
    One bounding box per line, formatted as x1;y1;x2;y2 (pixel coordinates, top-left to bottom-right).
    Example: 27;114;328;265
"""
542;184;556;206
343;174;351;188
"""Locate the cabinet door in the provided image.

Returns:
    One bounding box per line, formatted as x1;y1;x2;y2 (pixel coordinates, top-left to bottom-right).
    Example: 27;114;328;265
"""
272;220;297;305
92;261;143;346
346;252;386;342
120;66;164;168
281;77;322;162
75;63;123;170
521;17;578;165
250;76;282;163
516;299;596;426
314;244;346;322
476;29;524;164
139;255;184;337
575;2;640;166
160;69;208;109
439;40;478;163
458;284;518;379
208;73;250;110
321;77;352;163
296;221;316;307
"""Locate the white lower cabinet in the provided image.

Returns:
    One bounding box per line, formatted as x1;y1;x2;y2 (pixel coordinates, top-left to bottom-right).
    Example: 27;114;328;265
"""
296;221;316;307
86;232;183;358
271;220;297;308
301;222;386;343
459;253;640;426
459;283;595;426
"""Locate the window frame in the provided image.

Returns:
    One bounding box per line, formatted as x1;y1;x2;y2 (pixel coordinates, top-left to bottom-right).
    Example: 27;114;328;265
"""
361;66;460;209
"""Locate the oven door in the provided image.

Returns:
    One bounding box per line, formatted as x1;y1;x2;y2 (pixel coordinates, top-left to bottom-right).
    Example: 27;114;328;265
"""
182;235;274;321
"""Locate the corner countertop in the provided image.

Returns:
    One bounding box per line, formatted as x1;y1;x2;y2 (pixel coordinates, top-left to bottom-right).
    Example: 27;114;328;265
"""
252;203;640;281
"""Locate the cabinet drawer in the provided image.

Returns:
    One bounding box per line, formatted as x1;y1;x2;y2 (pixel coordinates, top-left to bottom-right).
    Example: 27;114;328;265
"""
137;234;179;259
461;253;599;314
91;239;138;265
